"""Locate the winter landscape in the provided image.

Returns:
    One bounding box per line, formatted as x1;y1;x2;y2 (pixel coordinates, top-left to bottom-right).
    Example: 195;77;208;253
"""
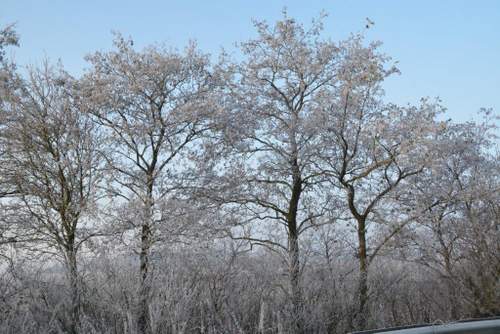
0;2;499;334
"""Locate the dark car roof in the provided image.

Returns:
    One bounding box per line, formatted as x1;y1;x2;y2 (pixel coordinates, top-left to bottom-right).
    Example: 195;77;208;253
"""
349;317;500;334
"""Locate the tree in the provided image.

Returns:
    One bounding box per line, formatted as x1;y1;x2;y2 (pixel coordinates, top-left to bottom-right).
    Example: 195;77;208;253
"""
458;154;500;317
408;115;499;318
0;23;19;199
0;63;103;334
315;35;443;328
211;13;351;334
0;23;18;63
83;35;217;334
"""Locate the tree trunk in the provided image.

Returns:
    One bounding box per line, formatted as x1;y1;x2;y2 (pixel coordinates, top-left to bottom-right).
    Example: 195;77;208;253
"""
443;252;459;320
276;311;284;334
66;247;80;334
138;222;151;334
138;179;154;334
258;299;267;334
356;217;369;330
288;231;303;334
287;160;304;334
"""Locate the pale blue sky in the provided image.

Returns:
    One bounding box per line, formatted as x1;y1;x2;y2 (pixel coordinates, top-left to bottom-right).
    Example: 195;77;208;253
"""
2;0;499;122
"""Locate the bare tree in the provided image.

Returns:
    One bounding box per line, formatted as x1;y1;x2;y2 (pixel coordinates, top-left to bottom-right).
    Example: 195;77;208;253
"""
0;23;19;200
0;23;18;63
315;38;444;327
408;115;500;319
0;63;103;334
210;12;352;334
83;35;217;334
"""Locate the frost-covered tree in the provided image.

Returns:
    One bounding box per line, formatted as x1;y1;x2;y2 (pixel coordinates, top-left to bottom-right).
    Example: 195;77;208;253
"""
210;13;367;334
0;23;18;63
83;36;217;334
314;34;444;328
0;23;19;199
0;63;103;334
408;114;499;319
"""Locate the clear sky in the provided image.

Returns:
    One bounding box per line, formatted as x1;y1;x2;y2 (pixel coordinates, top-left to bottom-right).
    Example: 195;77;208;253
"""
2;0;499;122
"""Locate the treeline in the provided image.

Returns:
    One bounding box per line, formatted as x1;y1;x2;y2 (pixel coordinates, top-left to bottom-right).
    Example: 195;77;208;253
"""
0;14;498;334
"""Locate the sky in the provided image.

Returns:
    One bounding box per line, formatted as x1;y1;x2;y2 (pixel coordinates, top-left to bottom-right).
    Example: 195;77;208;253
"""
2;0;500;122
